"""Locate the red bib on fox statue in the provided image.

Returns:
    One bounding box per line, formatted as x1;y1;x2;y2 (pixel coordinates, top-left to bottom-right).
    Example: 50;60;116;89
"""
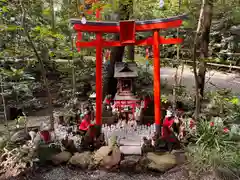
33;122;55;146
161;110;178;143
39;130;51;143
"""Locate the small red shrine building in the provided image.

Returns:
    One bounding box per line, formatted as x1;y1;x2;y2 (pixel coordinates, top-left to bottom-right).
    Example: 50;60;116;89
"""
113;62;140;118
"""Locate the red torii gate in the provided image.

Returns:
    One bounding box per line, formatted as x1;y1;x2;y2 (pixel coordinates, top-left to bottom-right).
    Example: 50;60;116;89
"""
70;14;187;134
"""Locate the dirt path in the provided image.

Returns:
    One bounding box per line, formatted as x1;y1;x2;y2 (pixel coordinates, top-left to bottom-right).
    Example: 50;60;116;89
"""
159;65;240;95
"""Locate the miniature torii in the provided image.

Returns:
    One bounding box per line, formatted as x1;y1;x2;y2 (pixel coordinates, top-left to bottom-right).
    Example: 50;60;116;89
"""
70;14;187;135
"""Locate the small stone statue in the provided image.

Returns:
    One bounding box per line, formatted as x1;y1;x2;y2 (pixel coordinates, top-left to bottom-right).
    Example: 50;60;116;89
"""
127;116;137;130
141;136;154;153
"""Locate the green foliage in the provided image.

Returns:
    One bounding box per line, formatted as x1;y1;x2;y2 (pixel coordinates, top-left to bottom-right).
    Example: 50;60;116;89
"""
15;116;26;127
194;120;236;150
161;94;168;103
187;119;240;175
137;65;152;82
0;64;35;109
231;7;240;24
188;90;240;176
206;90;240;121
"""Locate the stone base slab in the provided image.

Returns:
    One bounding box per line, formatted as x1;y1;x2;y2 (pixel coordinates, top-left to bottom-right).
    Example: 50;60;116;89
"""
120;145;142;155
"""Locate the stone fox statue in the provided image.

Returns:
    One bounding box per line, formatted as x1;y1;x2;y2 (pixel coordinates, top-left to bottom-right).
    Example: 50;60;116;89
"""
31;122;56;148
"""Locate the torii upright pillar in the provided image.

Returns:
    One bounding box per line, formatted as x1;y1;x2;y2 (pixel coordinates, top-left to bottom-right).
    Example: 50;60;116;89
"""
70;14;187;135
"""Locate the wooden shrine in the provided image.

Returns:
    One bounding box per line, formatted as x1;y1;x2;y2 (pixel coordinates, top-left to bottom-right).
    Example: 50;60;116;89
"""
113;62;139;119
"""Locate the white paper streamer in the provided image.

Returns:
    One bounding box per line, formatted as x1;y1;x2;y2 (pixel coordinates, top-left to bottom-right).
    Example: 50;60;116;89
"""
159;0;164;8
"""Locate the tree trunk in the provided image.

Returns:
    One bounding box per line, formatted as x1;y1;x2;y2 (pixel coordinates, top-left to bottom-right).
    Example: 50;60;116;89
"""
126;0;134;62
103;0;133;97
50;0;55;32
192;0;205;119
193;0;213;119
198;0;213;99
127;46;135;61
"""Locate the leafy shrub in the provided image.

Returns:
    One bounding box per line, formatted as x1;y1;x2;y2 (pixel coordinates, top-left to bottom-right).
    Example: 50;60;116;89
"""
206;90;239;113
136;66;153;86
187;119;240;176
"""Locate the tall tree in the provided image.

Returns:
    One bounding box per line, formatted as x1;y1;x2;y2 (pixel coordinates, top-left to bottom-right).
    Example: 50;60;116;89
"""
193;0;213;119
198;0;213;97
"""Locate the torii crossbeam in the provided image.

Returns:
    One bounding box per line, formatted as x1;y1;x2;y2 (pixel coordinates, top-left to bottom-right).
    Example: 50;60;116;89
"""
70;14;187;135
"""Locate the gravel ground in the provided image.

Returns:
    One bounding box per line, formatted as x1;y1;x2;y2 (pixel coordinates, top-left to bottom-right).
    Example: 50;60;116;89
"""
7;166;188;180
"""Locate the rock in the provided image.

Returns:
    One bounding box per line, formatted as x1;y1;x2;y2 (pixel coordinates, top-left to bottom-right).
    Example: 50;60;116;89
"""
146;152;177;172
171;150;186;165
38;145;61;163
120;155;140;172
69;151;92;169
51;151;72;165
10;130;30;143
230;25;240;35
138;156;151;170
101;146;121;170
94;133;106;149
61;139;77;153
93;146;112;165
0;137;7;149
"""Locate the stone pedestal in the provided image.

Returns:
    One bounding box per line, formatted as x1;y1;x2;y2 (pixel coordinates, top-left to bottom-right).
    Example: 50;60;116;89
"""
120;145;142;155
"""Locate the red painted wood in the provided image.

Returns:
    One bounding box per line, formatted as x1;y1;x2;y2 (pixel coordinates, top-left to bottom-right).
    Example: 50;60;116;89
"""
74;24;120;33
95;32;103;126
152;30;161;126
135;37;153;46
114;100;138;105
75;37;182;48
76;40;97;47
73;19;182;33
120;21;136;44
102;41;121;47
135;20;182;32
159;37;182;44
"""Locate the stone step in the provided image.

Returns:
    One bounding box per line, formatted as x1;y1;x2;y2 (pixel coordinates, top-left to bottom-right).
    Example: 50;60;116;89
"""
120;145;142;155
119;139;141;146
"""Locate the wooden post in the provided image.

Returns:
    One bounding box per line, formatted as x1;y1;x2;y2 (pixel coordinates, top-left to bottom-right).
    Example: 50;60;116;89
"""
95;32;103;134
152;30;161;135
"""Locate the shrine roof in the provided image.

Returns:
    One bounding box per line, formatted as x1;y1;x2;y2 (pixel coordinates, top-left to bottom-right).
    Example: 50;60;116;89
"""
114;62;138;78
70;14;188;26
